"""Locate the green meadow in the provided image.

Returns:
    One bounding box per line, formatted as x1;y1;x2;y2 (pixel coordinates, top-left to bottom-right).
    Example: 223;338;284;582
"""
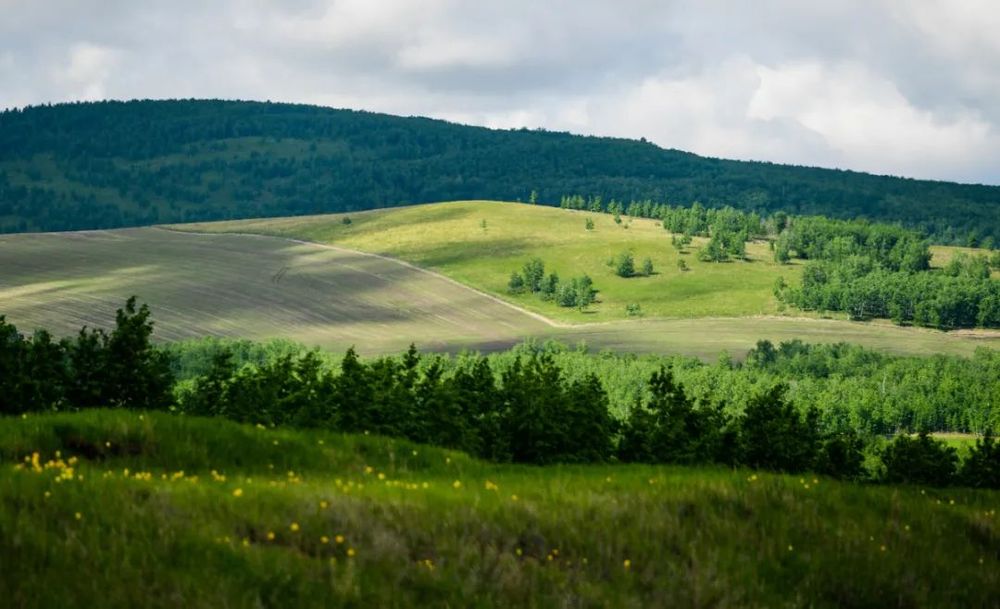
2;409;998;608
180;200;792;323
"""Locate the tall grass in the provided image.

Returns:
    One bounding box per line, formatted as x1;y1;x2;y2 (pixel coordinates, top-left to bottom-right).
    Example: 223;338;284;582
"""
2;410;998;607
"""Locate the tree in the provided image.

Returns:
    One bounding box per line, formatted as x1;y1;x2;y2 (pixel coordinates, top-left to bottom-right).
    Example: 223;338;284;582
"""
573;275;596;310
959;433;1000;489
882;432;957;486
507;272;525;294
614;251;635;278
738;384;820;472
585;217;595;231
342;216;352;225
698;233;728;262
521;258;546;293
529;190;538;204
815;432;865;480
539;273;560;301
619;367;725;464
104;297;173;410
641;257;654;276
555;282;577;308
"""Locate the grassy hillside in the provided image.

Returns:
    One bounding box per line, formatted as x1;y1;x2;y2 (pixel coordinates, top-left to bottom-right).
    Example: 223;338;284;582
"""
2;409;998;608
2;99;1000;242
182;200;1000;321
2;202;996;359
0;227;549;355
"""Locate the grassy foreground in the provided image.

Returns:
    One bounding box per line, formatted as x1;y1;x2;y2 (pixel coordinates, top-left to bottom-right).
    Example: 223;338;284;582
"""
2;410;998;608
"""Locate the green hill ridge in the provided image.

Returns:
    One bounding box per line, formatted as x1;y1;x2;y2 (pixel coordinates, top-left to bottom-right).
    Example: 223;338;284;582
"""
2;99;999;242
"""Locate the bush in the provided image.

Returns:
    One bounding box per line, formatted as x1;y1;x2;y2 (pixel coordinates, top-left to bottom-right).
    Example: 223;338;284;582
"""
641;257;654;276
959;433;1000;489
614;251;635;277
738;384;820;472
882;432;957;486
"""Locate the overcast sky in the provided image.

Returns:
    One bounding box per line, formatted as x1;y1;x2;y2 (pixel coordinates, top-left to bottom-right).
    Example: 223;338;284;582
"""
2;0;999;184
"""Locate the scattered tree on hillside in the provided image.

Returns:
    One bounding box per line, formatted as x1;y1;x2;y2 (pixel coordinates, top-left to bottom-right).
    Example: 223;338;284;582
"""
641;257;654;276
614;251;635;278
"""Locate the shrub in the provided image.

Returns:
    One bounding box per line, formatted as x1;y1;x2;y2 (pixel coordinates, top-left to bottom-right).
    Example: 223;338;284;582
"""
959;433;1000;489
614;251;635;278
881;432;957;486
738;384;820;472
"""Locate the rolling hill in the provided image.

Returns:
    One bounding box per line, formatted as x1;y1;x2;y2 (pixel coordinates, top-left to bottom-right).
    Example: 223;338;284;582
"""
3;201;997;358
2;99;999;243
0;227;552;355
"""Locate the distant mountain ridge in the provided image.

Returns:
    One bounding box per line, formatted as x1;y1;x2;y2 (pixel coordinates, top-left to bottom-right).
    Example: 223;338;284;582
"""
1;99;998;243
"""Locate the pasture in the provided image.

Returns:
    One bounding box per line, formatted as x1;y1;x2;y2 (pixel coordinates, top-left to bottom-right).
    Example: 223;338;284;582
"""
2;409;998;608
1;227;996;358
0;227;549;355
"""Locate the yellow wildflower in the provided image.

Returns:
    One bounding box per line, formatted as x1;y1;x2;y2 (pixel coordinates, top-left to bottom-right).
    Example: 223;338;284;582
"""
266;531;276;541
452;480;462;489
232;488;243;497
623;559;631;569
290;522;300;532
320;536;330;544
335;535;345;544
347;548;356;557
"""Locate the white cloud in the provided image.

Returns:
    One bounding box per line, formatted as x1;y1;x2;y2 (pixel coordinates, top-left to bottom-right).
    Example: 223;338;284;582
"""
2;0;1000;184
51;42;120;101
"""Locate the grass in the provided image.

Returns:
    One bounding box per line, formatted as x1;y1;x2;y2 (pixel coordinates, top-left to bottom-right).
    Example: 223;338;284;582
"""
180;201;792;323
176;200;1000;357
3;200;997;359
0;227;548;356
2;409;999;608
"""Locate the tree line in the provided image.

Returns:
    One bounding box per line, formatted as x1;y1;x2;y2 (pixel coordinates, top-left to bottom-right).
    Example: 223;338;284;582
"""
563;193;999;328
3;300;1000;488
772;215;1000;328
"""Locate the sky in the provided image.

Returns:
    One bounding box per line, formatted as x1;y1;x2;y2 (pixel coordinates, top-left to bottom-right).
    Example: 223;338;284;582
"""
2;0;999;185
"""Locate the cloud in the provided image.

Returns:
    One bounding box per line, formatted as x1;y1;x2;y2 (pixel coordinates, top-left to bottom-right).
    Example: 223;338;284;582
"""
1;0;998;184
52;43;121;101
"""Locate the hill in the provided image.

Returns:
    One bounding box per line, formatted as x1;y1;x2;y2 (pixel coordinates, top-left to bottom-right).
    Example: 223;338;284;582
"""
0;227;550;355
3;205;997;358
2;99;999;243
2;409;998;608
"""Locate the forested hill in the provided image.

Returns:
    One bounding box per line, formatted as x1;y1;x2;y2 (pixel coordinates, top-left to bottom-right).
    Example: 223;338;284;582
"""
2;99;998;242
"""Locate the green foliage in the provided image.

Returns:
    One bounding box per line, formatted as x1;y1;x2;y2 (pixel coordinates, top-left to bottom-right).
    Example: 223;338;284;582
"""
738;384;820;473
341;216;352;225
3;100;1000;243
625;303;642;317
640;257;654;276
773;216;999;329
0;297;173;415
584;217;594;231
697;233;728;262
959;433;1000;489
882;432;958;486
614;251;635;277
619;367;729;465
506;272;525;294
521;258;546;293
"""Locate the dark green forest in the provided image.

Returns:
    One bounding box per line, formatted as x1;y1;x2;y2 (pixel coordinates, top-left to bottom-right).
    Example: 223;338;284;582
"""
2;99;999;242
